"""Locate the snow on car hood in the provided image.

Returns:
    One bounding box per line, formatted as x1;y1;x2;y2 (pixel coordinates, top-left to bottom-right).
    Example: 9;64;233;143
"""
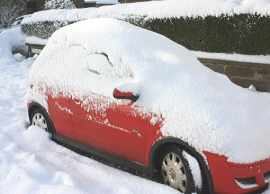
29;18;270;164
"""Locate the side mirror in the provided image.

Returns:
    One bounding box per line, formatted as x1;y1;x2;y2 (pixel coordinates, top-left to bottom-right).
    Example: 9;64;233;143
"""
113;88;139;102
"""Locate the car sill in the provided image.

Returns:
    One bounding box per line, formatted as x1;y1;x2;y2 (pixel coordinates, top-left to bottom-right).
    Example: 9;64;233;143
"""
52;133;151;175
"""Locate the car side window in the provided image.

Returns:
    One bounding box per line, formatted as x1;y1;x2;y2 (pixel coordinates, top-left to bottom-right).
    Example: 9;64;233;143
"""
44;45;133;99
80;53;132;97
85;53;114;76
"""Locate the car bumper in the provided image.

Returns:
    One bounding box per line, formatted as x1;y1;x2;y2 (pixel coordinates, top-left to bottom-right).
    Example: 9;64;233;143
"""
204;151;270;193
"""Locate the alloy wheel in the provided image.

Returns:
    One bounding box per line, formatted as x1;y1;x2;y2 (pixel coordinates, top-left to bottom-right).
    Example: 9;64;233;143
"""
32;112;48;131
162;152;187;192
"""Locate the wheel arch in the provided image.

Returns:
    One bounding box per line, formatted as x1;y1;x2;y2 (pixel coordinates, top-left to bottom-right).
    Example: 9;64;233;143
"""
149;137;214;194
28;102;45;120
28;102;55;133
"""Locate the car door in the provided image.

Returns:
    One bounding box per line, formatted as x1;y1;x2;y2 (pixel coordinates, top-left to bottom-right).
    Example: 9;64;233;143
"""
69;53;147;164
106;103;147;163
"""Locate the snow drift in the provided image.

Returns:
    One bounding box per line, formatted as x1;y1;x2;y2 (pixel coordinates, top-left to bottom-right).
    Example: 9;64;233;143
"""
0;27;25;65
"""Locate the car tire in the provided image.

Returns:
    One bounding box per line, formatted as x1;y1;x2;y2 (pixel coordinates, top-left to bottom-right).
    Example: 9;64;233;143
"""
30;107;54;135
158;146;195;193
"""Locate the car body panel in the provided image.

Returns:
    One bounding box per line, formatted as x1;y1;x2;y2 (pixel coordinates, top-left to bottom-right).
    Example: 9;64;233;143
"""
48;95;76;139
204;151;270;193
106;104;147;163
69;94;147;164
144;115;163;165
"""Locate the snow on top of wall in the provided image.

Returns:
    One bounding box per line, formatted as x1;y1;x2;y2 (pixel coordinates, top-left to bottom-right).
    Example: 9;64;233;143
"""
22;0;270;24
194;51;270;64
85;0;118;4
29;18;270;164
25;36;48;45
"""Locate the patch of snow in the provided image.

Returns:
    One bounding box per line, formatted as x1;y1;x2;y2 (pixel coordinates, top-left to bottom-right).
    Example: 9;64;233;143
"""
55;102;74;114
28;18;270;164
25;36;48;45
13;53;26;62
116;82;140;95
194;51;270;65
0;27;26;65
86;0;118;4
22;0;270;25
27;79;49;112
183;151;202;189
248;85;257;92
150;116;159;126
0;28;6;33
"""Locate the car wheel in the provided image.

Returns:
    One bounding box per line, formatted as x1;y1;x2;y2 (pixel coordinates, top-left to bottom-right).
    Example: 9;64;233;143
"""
158;146;195;193
30;108;54;134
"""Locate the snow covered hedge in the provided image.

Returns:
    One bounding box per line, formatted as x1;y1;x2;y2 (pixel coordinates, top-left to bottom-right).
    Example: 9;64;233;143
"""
22;13;270;55
44;0;76;10
21;14;145;40
144;14;270;55
21;0;270;55
22;20;73;39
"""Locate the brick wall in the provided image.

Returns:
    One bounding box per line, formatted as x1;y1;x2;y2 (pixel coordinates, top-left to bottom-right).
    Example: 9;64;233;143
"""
74;0;85;8
199;58;270;92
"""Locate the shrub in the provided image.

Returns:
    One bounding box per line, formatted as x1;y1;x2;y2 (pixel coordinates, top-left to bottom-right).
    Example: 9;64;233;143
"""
22;14;270;55
44;0;76;10
22;20;74;39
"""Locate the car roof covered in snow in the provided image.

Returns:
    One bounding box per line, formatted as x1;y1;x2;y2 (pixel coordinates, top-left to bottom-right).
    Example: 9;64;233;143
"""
29;18;270;164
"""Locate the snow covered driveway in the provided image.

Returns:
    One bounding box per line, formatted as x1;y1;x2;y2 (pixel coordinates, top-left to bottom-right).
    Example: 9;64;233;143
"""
0;29;178;194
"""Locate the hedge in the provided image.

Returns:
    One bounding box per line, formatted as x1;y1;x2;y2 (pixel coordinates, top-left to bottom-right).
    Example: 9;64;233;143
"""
22;20;73;39
22;14;270;55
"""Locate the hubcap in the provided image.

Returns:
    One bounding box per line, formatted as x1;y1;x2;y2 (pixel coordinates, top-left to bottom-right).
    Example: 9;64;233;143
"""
32;113;48;131
162;152;187;192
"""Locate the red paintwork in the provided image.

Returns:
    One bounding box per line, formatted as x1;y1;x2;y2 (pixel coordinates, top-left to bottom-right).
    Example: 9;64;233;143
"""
68;94;148;164
69;95;109;146
113;88;133;98
106;104;147;163
204;151;270;193
48;95;76;139
145;115;163;165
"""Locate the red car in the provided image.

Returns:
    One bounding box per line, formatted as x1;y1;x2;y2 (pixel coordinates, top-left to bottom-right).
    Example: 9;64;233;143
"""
27;18;270;193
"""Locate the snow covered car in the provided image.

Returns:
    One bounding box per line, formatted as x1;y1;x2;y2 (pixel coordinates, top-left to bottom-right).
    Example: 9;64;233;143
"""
27;18;270;193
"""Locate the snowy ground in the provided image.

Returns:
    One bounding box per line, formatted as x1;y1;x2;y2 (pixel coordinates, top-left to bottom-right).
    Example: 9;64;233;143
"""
0;27;269;194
